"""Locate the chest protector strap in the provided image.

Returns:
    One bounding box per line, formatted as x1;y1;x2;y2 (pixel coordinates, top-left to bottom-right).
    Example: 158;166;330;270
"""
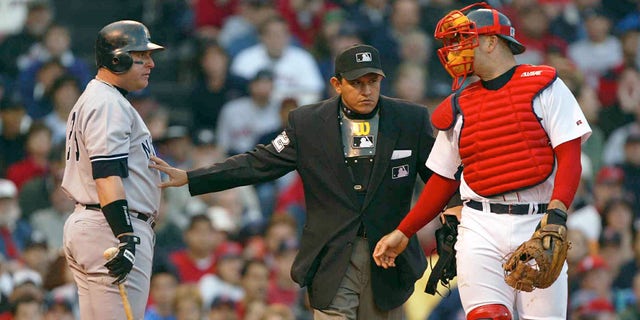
454;65;556;197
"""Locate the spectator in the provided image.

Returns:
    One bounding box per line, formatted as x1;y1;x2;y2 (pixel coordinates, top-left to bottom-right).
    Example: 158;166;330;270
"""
145;268;179;320
0;0;53;78
592;166;626;214
218;0;276;58
568;7;623;89
614;231;640;290
198;242;244;308
10;292;44;320
16;60;65;119
567;228;591;295
216;69;280;156
208;296;238;320
156;125;194;170
267;238;300;308
19;236;50;283
514;4;568;66
392;62;428;107
28;184;74;252
230;15;324;106
618;271;640;319
276;0;337;48
173;284;204;320
255;97;299;218
344;0;391;42
0;179;31;260
169;215;219;283
600;198;635;266
193;0;240;33
42;254;77;318
17;143;64;221
188;41;246;135
575;84;605;173
42;75;81;149
18;23;91;93
568;154;601;254
620;131;640;216
369;0;421;90
5;122;52;190
314;22;362;98
0;97;29;178
570;255;614;314
548;0;603;43
237;259;269;320
259;303;294;320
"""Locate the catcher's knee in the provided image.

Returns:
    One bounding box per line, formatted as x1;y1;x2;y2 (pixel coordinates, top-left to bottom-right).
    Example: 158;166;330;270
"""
467;304;512;320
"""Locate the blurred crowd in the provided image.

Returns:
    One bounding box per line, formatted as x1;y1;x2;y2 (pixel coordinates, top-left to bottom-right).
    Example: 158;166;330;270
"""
0;0;639;319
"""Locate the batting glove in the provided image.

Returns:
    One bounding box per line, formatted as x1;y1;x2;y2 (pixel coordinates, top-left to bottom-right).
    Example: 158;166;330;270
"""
104;235;139;284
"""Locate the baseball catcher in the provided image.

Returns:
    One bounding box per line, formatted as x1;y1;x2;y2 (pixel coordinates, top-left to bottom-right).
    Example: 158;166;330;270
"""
503;208;569;292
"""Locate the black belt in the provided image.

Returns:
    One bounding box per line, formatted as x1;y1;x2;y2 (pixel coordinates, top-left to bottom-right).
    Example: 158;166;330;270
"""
82;203;155;227
465;200;547;215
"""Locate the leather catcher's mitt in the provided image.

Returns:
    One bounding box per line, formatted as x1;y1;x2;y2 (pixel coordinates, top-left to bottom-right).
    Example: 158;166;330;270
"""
503;208;569;292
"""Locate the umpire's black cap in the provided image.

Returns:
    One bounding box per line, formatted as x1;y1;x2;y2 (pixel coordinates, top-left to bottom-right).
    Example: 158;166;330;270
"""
335;44;385;80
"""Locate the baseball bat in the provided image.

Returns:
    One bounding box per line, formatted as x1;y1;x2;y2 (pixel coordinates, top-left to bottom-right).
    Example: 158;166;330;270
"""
103;247;134;320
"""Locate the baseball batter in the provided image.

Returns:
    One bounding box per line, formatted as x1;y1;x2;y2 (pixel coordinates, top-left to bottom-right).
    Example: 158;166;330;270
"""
373;3;591;320
61;20;163;320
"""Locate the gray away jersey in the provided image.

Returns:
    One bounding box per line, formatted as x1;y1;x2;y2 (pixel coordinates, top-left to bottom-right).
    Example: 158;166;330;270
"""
61;79;161;217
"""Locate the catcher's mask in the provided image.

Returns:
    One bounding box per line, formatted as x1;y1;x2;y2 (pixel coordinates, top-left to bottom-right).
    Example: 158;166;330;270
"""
95;20;164;74
435;3;525;90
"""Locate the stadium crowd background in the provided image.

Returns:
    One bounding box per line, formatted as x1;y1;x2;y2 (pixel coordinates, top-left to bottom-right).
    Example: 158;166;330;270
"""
0;0;639;319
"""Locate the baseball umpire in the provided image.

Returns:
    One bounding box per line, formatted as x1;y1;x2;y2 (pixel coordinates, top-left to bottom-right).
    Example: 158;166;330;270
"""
151;44;437;319
373;3;592;319
61;20;163;319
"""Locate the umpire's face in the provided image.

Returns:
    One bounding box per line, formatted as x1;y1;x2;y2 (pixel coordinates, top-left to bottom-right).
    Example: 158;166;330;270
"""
119;50;156;92
331;73;382;114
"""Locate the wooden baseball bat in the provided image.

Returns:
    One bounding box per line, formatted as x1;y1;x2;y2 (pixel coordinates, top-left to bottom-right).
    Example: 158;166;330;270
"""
104;247;134;320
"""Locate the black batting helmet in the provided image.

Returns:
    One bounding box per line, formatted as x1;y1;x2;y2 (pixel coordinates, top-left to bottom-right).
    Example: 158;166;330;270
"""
95;20;164;74
466;8;525;55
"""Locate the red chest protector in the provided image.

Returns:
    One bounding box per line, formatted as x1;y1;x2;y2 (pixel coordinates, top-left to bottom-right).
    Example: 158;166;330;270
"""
432;65;557;197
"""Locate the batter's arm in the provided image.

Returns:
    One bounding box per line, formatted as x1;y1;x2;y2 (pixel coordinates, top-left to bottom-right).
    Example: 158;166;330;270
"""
95;176;127;206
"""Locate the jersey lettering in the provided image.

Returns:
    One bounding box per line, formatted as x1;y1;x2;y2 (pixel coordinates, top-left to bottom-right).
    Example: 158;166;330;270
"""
66;112;80;161
141;139;154;159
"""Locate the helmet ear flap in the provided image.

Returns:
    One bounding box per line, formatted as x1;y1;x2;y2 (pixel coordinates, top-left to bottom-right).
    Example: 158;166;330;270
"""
107;51;133;74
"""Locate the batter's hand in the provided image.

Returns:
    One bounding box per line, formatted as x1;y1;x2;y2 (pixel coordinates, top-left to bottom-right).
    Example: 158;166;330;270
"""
149;156;188;188
373;230;409;269
104;235;139;284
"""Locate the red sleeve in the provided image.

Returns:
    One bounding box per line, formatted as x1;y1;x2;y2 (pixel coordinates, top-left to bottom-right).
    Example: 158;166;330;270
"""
551;138;582;208
397;173;460;237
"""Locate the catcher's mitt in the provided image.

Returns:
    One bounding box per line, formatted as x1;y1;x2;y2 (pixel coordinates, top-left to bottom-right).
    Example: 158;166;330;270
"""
425;214;459;295
503;208;569;292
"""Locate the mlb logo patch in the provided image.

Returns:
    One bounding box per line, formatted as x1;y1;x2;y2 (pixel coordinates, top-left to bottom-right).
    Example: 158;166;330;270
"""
352;136;374;148
356;52;372;63
392;165;409;179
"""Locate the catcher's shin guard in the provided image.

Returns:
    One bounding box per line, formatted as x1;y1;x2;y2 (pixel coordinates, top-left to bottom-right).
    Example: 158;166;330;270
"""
467;304;512;320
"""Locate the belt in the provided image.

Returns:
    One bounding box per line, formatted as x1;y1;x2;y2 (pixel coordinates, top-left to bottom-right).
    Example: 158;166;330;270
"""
465;200;547;215
81;203;155;228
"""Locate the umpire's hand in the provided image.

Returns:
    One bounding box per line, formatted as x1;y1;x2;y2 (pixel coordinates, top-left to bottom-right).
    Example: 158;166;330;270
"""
149;156;188;188
105;235;139;284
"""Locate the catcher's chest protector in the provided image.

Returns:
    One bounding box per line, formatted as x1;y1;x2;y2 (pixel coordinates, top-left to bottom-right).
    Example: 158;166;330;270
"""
456;65;556;197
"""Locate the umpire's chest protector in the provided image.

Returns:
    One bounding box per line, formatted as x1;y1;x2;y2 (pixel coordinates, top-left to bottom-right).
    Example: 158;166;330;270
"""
433;65;557;197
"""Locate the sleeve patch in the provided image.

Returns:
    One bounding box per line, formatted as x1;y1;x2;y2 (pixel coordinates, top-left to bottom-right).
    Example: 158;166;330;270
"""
272;131;290;153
